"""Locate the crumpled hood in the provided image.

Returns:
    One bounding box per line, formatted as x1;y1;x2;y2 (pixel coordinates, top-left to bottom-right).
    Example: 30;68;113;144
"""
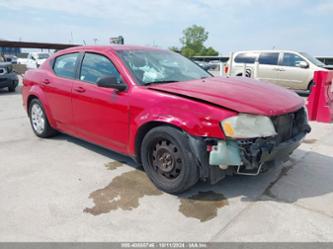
148;77;304;116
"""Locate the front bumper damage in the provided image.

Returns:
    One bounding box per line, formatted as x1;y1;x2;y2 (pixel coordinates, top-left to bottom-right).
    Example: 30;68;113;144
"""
188;108;311;184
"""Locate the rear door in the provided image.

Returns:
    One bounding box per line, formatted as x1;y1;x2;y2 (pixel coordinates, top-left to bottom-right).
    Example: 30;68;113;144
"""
256;52;280;84
44;52;80;132
275;52;309;90
71;52;130;153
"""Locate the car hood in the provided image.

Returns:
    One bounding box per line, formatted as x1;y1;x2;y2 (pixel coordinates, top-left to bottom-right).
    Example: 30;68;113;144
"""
147;77;304;116
320;65;333;70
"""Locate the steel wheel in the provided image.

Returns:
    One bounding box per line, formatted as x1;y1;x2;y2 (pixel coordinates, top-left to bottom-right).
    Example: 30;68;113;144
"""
141;126;199;193
150;139;183;180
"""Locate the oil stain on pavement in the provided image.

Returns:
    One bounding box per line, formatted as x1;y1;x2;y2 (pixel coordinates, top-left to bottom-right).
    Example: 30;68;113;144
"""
178;191;229;222
85;162;228;221
105;161;124;170
84;169;163;215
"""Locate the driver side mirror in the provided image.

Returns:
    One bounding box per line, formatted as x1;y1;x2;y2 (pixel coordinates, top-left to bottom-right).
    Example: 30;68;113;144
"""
297;61;309;69
97;76;127;91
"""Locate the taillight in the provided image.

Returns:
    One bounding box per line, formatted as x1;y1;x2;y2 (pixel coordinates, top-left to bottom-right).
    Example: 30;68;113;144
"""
224;65;229;74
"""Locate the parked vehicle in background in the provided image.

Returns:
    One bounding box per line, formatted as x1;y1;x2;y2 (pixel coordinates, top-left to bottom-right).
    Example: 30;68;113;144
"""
193;60;214;71
22;45;310;193
17;52;50;69
4;55;18;64
225;50;333;92
0;54;19;92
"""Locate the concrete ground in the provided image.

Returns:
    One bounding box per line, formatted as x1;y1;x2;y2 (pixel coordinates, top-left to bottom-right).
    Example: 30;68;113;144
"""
0;84;333;242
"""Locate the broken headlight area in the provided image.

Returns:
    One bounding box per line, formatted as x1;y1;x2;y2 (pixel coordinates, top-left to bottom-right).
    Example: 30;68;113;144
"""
210;107;311;176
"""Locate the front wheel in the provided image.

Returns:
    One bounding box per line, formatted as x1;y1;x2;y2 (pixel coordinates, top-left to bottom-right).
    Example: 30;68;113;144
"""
140;126;199;194
29;99;57;138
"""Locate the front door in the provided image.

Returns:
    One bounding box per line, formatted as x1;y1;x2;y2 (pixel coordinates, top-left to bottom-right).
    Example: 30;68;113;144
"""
71;52;130;154
275;52;309;90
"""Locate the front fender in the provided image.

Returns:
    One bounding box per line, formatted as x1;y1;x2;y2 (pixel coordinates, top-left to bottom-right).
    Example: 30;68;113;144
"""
127;88;237;155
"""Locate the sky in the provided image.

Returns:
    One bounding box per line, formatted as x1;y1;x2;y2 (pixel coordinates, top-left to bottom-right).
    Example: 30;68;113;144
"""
0;0;332;56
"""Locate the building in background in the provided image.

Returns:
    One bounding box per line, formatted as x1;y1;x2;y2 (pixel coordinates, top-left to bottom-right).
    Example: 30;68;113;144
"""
0;39;21;55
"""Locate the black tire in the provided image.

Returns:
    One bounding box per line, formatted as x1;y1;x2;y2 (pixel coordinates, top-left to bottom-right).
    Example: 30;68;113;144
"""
29;98;57;138
140;126;199;194
8;85;16;92
308;80;315;93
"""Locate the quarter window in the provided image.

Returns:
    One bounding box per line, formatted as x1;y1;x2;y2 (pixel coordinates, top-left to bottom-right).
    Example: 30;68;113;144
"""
258;52;279;65
53;53;79;79
234;53;258;64
79;53;121;84
281;53;306;67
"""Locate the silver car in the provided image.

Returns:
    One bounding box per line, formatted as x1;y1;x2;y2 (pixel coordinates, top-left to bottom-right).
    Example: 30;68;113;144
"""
225;50;333;92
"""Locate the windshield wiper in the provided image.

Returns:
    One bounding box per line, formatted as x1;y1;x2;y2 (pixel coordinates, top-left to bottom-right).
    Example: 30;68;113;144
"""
144;80;179;86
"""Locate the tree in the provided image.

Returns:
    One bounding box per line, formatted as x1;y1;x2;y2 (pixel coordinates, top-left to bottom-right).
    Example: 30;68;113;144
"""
168;46;180;53
178;25;219;57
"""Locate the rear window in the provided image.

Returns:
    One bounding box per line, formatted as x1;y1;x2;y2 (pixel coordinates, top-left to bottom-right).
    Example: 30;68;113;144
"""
258;52;279;65
53;53;79;79
234;52;258;64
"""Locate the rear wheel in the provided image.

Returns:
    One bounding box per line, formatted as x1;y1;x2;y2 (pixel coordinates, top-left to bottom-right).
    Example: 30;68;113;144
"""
140;126;199;194
29;99;57;138
308;80;315;93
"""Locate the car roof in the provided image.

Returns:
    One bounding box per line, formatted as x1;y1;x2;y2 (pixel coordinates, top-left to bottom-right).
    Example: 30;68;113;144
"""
61;45;165;54
234;50;301;54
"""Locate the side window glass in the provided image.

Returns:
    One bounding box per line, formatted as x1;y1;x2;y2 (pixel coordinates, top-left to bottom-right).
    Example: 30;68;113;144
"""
79;53;121;84
281;53;305;67
258;52;279;65
234;53;258;64
53;53;79;79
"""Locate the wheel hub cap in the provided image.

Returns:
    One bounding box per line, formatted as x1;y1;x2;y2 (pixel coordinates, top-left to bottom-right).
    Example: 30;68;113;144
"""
31;104;45;134
151;140;182;179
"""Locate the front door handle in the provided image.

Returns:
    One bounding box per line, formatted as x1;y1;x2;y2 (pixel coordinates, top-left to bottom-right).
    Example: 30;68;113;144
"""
42;79;50;84
74;86;86;93
274;68;286;72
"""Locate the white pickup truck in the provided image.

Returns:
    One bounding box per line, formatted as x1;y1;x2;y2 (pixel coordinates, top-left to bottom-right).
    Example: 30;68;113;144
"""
17;52;51;69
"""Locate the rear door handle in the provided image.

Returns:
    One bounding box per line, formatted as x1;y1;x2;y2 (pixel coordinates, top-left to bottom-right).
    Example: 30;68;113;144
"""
74;86;86;93
274;68;286;72
42;79;50;84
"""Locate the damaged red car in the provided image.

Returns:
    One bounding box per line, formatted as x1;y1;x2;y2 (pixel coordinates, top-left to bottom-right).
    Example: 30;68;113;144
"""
22;46;311;193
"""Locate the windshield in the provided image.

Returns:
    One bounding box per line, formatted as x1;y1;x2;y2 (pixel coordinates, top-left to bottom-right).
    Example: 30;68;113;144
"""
300;52;325;67
116;49;211;85
37;53;50;59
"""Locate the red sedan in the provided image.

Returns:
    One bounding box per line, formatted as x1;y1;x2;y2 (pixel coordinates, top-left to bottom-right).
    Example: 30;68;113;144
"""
22;45;311;193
